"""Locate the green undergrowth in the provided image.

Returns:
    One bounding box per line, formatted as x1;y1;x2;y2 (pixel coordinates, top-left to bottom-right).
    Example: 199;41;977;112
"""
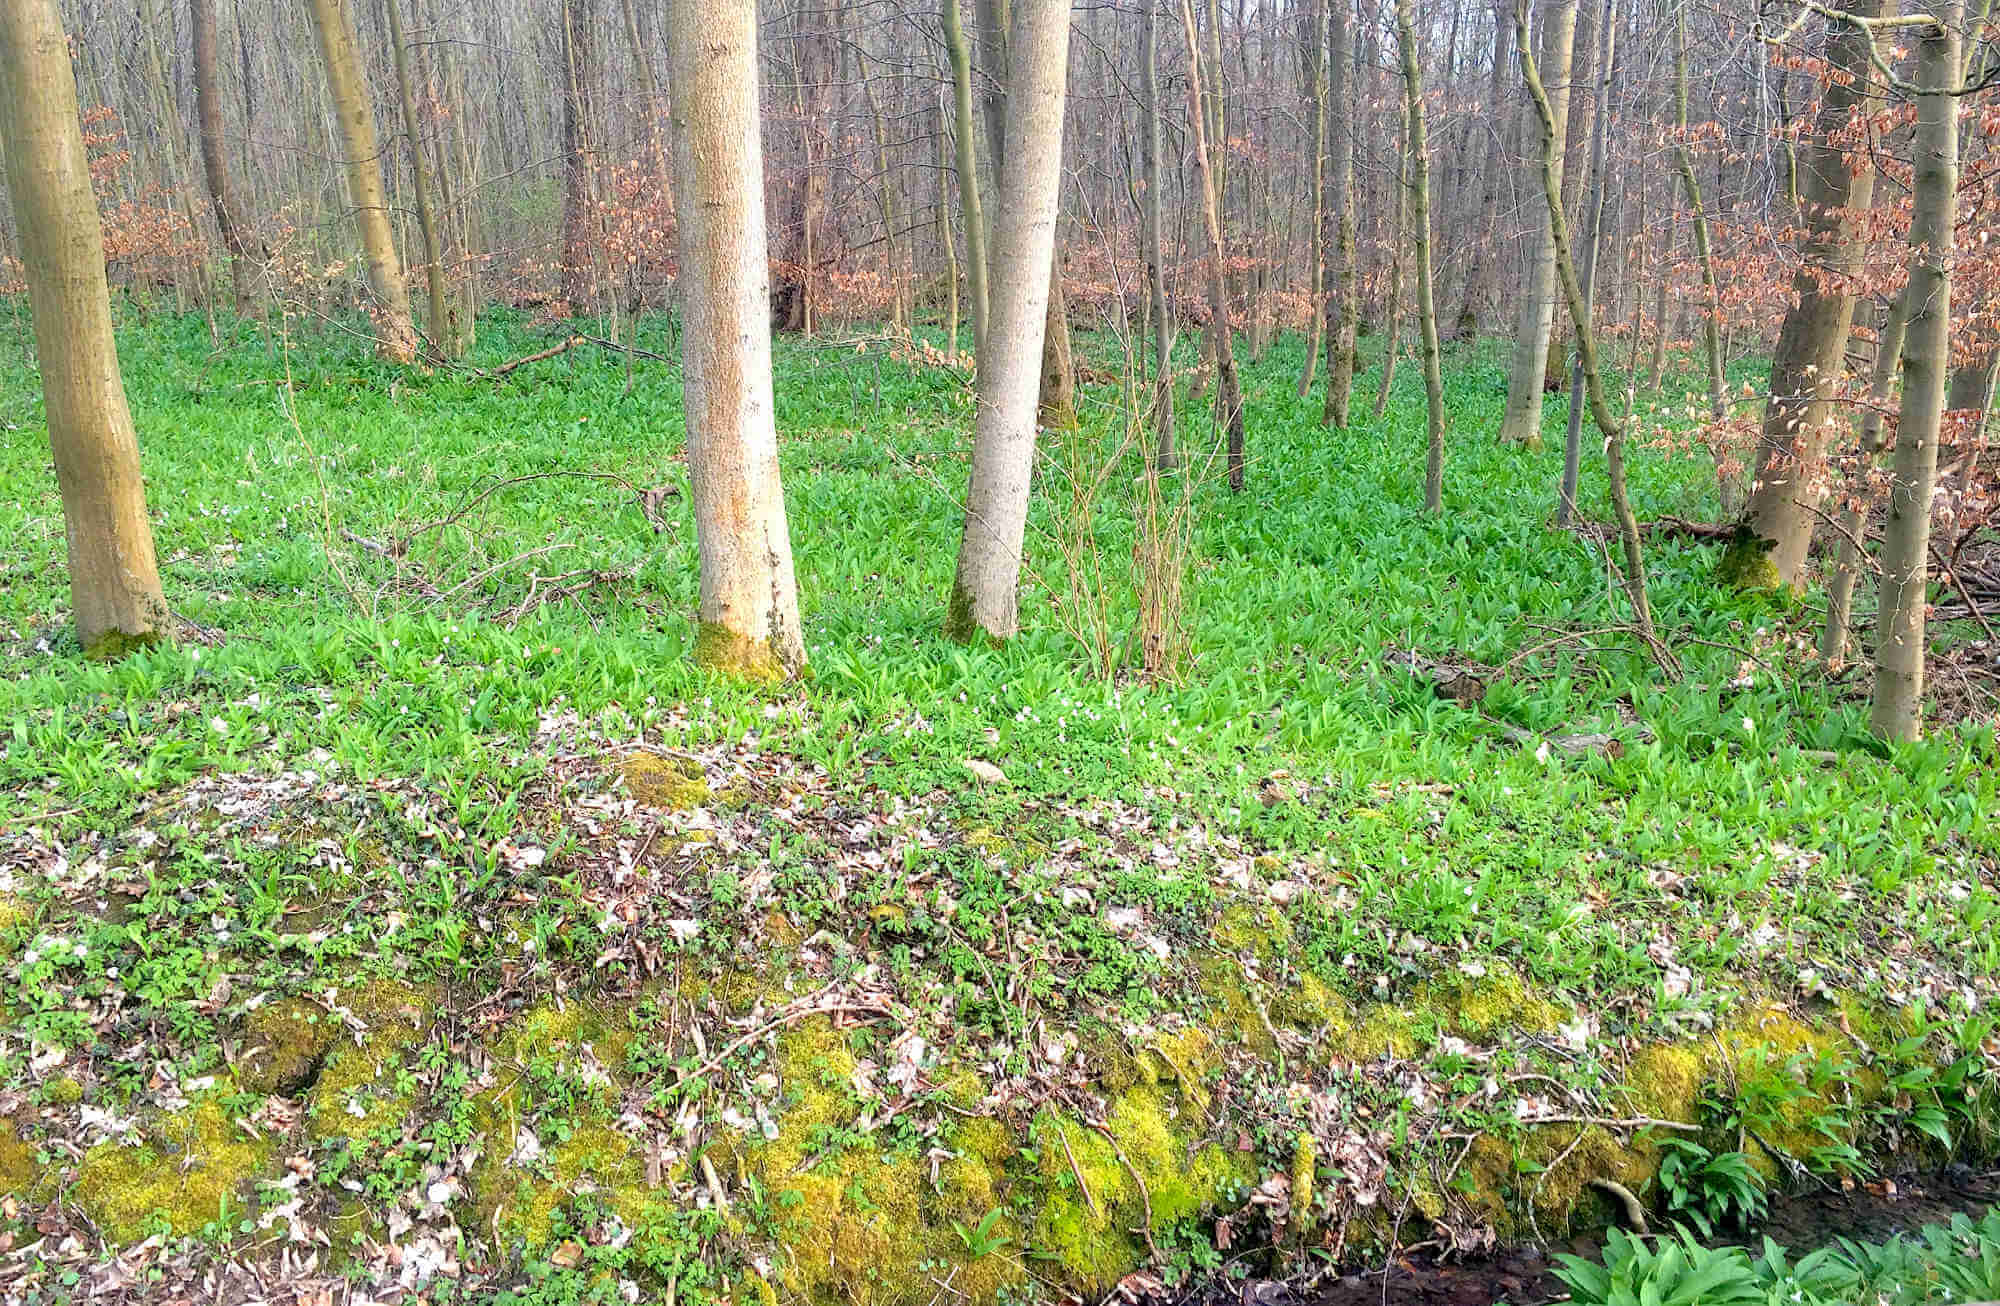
0;306;1996;1301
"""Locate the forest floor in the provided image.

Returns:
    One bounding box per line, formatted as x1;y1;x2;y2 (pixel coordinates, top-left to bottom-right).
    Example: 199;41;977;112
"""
0;310;1997;1305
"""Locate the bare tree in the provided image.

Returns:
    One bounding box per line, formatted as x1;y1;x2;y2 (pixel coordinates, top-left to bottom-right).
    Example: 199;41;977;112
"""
0;0;171;654
192;0;265;315
669;0;807;679
1395;0;1447;512
946;0;1073;642
304;0;417;363
1871;1;1962;741
1497;0;1578;449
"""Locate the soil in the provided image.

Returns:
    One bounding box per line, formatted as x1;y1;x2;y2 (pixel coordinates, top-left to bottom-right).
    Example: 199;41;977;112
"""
1178;1166;2000;1306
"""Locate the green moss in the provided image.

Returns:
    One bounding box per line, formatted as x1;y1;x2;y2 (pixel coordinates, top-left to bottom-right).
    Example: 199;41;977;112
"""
1291;1132;1317;1236
82;627;165;662
1213;903;1294;961
42;1076;85;1107
961;826;1050;868
472;1115;649;1247
305;981;432;1143
619;752;712;811
736;1018;1029;1306
1028;1088;1252;1292
1418;966;1563;1039
0;896;30;960
240;997;340;1096
943;582;1006;649
1624;1044;1703;1127
74;1097;273;1243
1270;972;1355;1035
693;622;787;682
1716;529;1783;592
0;1118;52;1205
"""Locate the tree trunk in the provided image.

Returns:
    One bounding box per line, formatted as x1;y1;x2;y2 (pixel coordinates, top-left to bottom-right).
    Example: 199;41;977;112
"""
1672;8;1730;505
1142;0;1177;469
1497;0;1576;449
559;0;596;313
1870;2;1960;742
1822;286;1910;667
1729;0;1885;592
1039;257;1078;427
304;0;416;363
192;0;265;316
945;0;1072;642
1298;0;1328;396
1373;115;1407;422
0;0;171;655
1180;0;1247;492
1454;0;1513;336
668;0;807;680
1321;0;1357;427
384;0;447;359
943;0;990;356
1394;0;1445;511
1516;0;1655;649
1557;0;1614;527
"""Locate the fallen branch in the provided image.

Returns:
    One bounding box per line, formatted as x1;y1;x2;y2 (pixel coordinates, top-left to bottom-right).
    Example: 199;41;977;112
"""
483;336;585;378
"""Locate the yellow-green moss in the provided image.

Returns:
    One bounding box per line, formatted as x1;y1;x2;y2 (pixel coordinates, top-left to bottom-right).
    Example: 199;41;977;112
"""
42;1075;86;1107
240;997;340;1096
693;623;788;683
74;1097;273;1243
1624;1044;1703;1127
0;1118;52;1205
82;627;165;662
305;981;432;1143
1716;530;1784;592
1269;972;1355;1035
1213;903;1295;961
962;826;1051;868
1418;967;1563;1039
0;896;31;960
741;1017;1030;1306
472;1114;650;1247
1029;1088;1253;1291
619;752;712;811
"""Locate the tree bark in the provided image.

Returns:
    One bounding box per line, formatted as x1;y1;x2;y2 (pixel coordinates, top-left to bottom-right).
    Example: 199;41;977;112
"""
384;0;447;359
943;0;991;356
1141;0;1177;469
1298;0;1328;396
1730;0;1885;592
0;0;171;654
1320;0;1357;428
1517;0;1656;648
304;0;416;363
1870;2;1961;741
1180;0;1248;492
946;0;1072;643
1395;0;1446;512
1454;0;1514;336
192;0;265;316
559;0;597;313
1672;8;1730;504
668;0;807;680
1822;286;1910;667
1557;0;1614;527
1497;0;1577;449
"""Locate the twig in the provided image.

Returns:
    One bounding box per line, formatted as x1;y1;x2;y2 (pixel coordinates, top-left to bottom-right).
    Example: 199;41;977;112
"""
1085;1119;1159;1259
1519;1113;1700;1133
657;995;896;1101
1057;1123;1101;1220
483;336;584;377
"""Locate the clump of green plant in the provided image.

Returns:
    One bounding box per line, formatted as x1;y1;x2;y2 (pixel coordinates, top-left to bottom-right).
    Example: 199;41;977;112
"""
1654;1138;1766;1237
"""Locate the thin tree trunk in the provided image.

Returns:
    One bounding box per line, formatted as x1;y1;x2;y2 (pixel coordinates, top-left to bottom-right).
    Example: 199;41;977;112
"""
1321;0;1356;427
946;0;1072;642
384;0;446;359
944;0;991;356
1730;0;1885;591
1373;116;1407;422
559;0;596;312
936;88;963;359
1557;0;1614;527
192;0;265;316
1822;286;1910;667
1672;8;1730;505
1180;0;1247;492
1517;0;1655;649
0;0;171;654
1142;0;1177;469
1298;0;1328;396
1040;257;1078;427
1870;2;1961;741
1455;0;1514;336
304;0;416;363
1497;0;1576;449
1394;0;1446;511
668;0;807;679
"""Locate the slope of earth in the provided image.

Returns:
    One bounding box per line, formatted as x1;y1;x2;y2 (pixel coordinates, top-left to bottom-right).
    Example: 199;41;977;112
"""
0;309;1995;1305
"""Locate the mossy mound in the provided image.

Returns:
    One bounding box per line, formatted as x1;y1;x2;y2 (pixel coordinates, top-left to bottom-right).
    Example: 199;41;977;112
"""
305;981;434;1143
620;752;713;811
74;1096;274;1242
239;997;340;1096
1416;966;1564;1039
0;896;31;960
